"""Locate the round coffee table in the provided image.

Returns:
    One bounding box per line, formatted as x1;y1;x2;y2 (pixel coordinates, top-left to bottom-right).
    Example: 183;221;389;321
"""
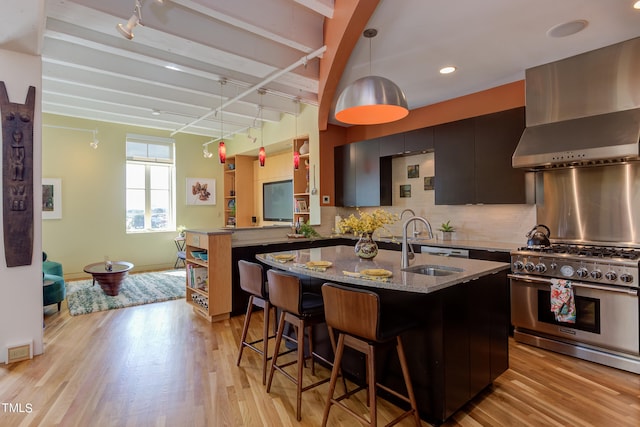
83;261;134;296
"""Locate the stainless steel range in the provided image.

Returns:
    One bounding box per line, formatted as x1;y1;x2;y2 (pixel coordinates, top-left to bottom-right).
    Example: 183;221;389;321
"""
509;244;640;374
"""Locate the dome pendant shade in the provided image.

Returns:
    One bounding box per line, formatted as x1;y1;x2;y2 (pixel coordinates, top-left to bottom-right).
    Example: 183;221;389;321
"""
335;75;409;125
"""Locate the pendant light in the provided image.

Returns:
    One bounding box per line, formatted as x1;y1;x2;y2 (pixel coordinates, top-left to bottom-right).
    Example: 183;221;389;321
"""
258;89;266;167
335;28;408;125
293;98;300;170
218;79;226;164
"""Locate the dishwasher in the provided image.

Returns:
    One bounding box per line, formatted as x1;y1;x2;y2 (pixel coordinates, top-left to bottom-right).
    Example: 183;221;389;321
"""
420;245;469;258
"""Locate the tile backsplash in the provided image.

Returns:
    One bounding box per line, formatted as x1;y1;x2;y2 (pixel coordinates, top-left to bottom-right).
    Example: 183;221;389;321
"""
320;152;536;245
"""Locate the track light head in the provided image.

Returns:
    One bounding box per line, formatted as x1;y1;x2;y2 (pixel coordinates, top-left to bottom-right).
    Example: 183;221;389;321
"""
203;148;213;158
117;0;143;40
89;130;99;149
117;13;140;39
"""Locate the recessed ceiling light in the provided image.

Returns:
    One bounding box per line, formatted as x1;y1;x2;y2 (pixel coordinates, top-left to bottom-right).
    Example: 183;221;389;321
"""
165;64;181;71
439;66;457;75
151;109;161;116
547;19;589;38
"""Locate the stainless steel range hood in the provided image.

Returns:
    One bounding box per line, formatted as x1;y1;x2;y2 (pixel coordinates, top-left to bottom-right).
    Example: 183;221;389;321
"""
513;37;640;169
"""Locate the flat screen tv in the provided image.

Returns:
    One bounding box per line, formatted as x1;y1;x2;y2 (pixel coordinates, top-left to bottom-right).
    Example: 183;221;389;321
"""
263;179;293;222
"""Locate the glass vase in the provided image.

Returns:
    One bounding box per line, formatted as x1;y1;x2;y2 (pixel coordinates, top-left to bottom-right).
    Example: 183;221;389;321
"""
354;232;378;259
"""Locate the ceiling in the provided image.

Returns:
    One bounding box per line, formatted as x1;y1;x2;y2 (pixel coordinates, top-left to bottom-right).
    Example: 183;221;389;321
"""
4;0;640;142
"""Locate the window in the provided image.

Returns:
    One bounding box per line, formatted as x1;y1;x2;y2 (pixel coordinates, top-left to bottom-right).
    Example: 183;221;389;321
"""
125;134;175;233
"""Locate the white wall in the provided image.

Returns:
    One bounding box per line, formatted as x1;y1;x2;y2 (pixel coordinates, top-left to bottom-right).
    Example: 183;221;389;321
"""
0;49;44;361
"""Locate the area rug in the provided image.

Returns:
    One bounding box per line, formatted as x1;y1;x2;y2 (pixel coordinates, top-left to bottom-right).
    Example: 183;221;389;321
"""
67;270;186;316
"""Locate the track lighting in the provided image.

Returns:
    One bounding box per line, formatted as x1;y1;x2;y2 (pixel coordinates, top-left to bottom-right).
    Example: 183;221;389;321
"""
89;130;99;149
218;141;226;163
117;0;143;40
218;79;226;164
293;98;299;169
258;89;266;167
203;147;213;158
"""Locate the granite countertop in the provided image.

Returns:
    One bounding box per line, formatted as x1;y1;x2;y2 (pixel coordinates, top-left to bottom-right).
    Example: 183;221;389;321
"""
229;230;518;252
257;245;509;294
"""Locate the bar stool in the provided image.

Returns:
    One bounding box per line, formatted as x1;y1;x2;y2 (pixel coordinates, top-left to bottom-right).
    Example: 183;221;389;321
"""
236;260;276;385
266;269;333;421
321;283;422;427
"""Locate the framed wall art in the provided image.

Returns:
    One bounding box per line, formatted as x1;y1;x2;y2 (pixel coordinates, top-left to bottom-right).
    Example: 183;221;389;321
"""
42;178;62;219
407;165;419;179
400;184;412;198
424;176;434;190
186;178;216;205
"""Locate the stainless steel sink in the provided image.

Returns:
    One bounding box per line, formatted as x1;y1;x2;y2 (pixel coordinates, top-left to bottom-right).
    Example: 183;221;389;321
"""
402;264;464;276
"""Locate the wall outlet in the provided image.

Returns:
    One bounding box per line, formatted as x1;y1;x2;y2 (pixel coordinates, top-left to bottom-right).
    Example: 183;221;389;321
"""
322;195;330;204
6;343;32;364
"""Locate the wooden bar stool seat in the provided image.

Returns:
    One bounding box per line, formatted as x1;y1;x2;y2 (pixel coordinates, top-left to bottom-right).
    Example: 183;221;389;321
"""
266;269;334;421
321;283;422;427
236;260;277;385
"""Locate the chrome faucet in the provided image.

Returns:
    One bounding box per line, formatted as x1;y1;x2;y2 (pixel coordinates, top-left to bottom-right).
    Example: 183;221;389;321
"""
400;209;419;238
401;216;434;269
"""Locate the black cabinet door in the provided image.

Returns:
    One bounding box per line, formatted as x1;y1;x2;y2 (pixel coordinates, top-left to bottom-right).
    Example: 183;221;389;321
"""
334;144;357;206
335;140;387;207
378;133;404;157
474;107;526;204
354;139;381;206
404;127;434;154
434;118;475;205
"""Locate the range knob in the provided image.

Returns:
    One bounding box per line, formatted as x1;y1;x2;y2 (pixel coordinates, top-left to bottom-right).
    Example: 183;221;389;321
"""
549;262;558;271
524;262;535;272
576;267;589;278
512;260;524;271
605;271;618;281
590;269;602;279
620;274;634;284
535;263;547;273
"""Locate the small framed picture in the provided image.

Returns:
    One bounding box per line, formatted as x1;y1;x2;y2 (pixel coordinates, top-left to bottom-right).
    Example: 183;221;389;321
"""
296;199;308;212
186;178;216;205
424;176;434;190
400;184;411;198
42;178;62;219
407;165;419;179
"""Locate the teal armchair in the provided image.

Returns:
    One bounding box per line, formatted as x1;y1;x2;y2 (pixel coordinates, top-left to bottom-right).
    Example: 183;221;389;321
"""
43;252;66;311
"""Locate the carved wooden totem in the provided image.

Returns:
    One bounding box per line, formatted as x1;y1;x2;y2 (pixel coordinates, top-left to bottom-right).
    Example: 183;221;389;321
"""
1;82;35;267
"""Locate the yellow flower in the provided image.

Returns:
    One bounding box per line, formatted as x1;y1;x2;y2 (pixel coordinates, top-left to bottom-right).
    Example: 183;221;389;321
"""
338;208;398;236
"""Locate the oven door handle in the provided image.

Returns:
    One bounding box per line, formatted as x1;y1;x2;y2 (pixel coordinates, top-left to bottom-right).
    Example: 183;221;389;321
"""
508;274;639;295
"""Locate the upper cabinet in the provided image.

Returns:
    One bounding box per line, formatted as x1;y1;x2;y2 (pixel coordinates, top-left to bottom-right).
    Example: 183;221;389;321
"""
434;107;529;205
335;139;392;207
333;107;528;208
379;128;434;157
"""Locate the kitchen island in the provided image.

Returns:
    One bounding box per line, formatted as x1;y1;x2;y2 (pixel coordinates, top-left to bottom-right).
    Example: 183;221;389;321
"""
257;245;511;425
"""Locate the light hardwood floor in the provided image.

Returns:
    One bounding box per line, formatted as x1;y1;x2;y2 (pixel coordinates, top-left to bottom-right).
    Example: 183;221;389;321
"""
1;296;639;426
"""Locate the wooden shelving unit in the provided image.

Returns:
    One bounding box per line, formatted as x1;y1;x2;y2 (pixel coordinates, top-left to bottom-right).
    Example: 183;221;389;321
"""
184;230;232;322
293;138;310;225
223;155;255;227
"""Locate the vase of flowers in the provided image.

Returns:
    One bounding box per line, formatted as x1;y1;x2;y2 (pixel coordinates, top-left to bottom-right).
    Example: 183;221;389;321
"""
338;208;398;259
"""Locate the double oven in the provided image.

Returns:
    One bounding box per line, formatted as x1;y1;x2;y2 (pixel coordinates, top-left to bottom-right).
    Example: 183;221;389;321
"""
509;244;640;374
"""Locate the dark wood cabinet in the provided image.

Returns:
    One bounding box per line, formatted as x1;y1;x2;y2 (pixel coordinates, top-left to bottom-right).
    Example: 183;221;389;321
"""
434;107;528;205
475;108;527;204
378;128;434;157
434;118;475;205
335;140;391;207
378;134;404;157
404;126;434;153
